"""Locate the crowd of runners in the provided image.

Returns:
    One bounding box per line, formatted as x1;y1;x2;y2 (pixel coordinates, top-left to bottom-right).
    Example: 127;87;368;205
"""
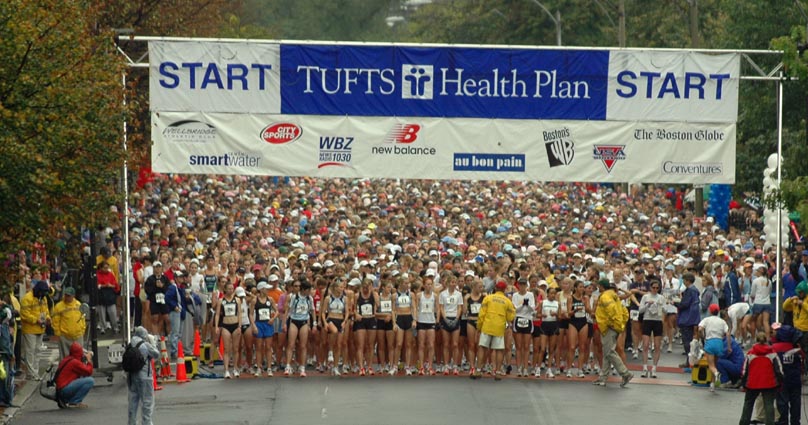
94;175;805;385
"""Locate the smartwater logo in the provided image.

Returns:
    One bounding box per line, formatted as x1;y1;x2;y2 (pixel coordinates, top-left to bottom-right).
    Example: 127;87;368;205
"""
189;152;261;168
401;65;433;100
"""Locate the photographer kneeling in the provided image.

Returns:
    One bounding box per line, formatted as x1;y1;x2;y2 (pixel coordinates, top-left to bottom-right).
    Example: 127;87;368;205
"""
55;342;94;408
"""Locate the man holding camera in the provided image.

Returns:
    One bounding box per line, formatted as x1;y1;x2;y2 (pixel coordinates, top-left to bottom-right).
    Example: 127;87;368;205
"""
55;342;95;408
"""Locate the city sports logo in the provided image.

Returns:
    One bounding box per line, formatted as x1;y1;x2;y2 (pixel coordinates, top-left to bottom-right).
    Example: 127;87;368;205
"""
260;123;302;144
385;124;421;144
401;65;433;100
592;145;626;173
545;138;574;167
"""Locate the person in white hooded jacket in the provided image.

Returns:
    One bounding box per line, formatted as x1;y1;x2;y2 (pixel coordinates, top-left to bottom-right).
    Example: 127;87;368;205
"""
128;326;160;425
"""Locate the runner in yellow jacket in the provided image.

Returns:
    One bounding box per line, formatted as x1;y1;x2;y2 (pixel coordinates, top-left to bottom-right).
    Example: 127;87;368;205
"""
472;281;515;380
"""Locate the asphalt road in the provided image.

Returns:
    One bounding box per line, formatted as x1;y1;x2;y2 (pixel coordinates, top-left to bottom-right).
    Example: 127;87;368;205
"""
10;372;745;425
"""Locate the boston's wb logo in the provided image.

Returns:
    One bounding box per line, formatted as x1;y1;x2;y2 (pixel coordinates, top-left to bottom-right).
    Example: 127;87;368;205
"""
401;65;433;100
546;139;575;167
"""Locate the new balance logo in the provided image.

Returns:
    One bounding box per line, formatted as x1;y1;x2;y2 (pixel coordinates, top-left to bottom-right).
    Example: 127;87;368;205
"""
546;139;575;167
385;124;421;144
401;65;433;100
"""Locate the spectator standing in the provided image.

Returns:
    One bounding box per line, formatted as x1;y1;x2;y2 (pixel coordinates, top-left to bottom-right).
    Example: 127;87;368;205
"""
771;325;804;425
165;271;186;361
128;326;160;425
739;332;783;425
592;279;633;387
471;281;514;380
675;273;700;368
19;280;50;379
51;287;86;359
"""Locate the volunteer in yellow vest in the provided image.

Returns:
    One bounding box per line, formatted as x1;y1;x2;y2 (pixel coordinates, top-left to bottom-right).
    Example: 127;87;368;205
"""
20;280;51;378
52;287;86;359
593;279;633;387
471;280;515;380
783;281;808;350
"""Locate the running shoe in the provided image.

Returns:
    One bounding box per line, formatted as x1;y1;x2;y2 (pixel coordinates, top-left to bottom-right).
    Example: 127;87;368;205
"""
651;368;657;379
284;365;292;376
225;370;232;379
267;368;274;377
443;368;450;376
352;365;360;374
577;370;585;378
419;367;425;376
534;366;541;377
620;372;634;388
506;365;512;375
641;369;649;378
714;372;721;386
359;368;366;377
592;378;606;386
389;367;396;376
300;366;307;378
328;351;334;363
254;369;262;378
234;369;240;378
429;368;436;376
332;367;340;377
546;369;555;379
453;367;459;376
469;367;476;376
709;381;715;392
566;370;573;378
369;367;375;376
406;368;413;376
667;345;673;353
632;352;639;360
343;364;350;374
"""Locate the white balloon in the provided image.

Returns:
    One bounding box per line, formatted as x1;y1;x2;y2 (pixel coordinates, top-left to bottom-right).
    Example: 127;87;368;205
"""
767;153;780;169
763;167;775;177
766;233;778;243
763;225;772;235
763;241;772;250
763;177;775;188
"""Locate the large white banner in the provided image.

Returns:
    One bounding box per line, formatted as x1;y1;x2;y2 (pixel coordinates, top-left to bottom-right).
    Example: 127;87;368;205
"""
152;112;735;184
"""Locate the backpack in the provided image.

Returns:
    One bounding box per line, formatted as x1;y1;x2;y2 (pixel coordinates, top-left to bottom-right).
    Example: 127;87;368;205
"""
121;340;146;373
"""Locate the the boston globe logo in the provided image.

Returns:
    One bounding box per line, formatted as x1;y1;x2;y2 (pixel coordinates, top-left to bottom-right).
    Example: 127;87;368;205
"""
163;120;217;143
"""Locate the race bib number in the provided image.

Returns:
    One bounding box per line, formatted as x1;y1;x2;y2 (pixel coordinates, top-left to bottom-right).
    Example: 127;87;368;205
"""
630;310;639;321
315;301;321;312
224;303;236;317
360;304;373;316
422;301;434;314
517;318;530;327
295;301;308;315
470;304;480;315
648;303;659;316
258;308;271;321
446;296;455;305
574;309;586;319
397;295;411;307
380;300;392;313
206;293;212;304
155;293;165;304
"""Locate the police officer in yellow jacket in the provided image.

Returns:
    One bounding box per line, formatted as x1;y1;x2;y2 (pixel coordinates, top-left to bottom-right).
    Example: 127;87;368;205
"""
593;279;633;387
783;281;808;351
52;287;86;359
472;281;515;380
20;280;51;378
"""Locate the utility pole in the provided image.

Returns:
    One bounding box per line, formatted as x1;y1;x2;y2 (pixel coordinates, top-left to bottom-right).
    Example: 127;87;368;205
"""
688;0;704;218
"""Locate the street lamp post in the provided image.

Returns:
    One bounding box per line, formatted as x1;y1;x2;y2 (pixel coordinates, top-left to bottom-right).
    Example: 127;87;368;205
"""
529;0;561;46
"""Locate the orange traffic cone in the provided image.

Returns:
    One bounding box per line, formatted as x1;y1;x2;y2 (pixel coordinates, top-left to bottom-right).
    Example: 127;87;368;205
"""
160;336;172;380
152;361;163;391
175;341;190;383
218;335;224;362
193;330;201;357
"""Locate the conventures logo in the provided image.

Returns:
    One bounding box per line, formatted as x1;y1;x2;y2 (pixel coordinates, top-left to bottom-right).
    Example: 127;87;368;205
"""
662;161;723;175
593;145;626;173
189;152;261;168
163;120;217;143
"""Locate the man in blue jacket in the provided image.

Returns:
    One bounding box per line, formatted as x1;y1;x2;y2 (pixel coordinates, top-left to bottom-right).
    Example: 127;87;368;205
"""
722;262;742;307
771;325;803;425
165;271;186;362
716;336;744;387
675;273;700;368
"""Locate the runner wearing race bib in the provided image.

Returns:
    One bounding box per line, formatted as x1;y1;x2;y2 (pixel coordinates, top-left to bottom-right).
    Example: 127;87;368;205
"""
638;281;666;378
285;281;315;378
376;281;397;375
566;281;590;378
322;279;347;376
250;281;278;377
215;282;241;379
465;280;484;377
353;278;378;376
393;279;416;376
438;276;464;376
415;278;438;375
511;279;535;377
539;287;560;379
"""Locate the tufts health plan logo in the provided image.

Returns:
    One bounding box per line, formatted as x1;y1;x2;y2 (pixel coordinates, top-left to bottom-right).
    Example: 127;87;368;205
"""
401;65;433;100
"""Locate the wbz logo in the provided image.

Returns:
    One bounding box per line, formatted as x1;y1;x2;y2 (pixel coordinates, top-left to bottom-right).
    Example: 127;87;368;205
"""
401;65;433;100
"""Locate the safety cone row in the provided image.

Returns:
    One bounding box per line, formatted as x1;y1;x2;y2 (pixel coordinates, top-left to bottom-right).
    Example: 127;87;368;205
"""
175;341;190;383
152;361;163;391
218;335;225;361
193;330;201;357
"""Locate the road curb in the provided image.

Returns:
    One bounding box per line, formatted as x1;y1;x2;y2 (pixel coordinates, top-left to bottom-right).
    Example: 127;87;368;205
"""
2;349;59;424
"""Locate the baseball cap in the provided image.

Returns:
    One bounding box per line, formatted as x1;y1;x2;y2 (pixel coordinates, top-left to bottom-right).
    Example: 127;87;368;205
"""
495;281;507;291
268;275;279;282
708;303;720;314
154;261;163;267
257;282;271;291
235;287;246;297
63;287;76;296
174;271;184;278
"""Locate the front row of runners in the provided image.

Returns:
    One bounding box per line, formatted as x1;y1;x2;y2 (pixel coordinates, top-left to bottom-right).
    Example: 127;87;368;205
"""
205;272;642;386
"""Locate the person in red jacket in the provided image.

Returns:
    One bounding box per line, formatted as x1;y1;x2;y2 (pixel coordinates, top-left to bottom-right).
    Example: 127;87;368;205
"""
55;342;95;408
739;332;784;425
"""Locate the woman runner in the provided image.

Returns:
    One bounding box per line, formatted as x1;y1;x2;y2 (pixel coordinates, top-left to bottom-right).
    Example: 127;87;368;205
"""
393;278;416;376
249;281;278;377
638;280;666;378
566;281;590;378
511;278;536;377
285;281;316;377
414;278;438;375
353;278;378;376
322;279;347;376
214;282;241;379
376;281;397;375
465;280;484;377
539;287;560;378
438;276;463;376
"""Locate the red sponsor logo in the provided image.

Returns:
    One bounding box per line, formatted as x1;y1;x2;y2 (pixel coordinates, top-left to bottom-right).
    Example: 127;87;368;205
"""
592;145;626;173
261;123;302;144
385;124;421;144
